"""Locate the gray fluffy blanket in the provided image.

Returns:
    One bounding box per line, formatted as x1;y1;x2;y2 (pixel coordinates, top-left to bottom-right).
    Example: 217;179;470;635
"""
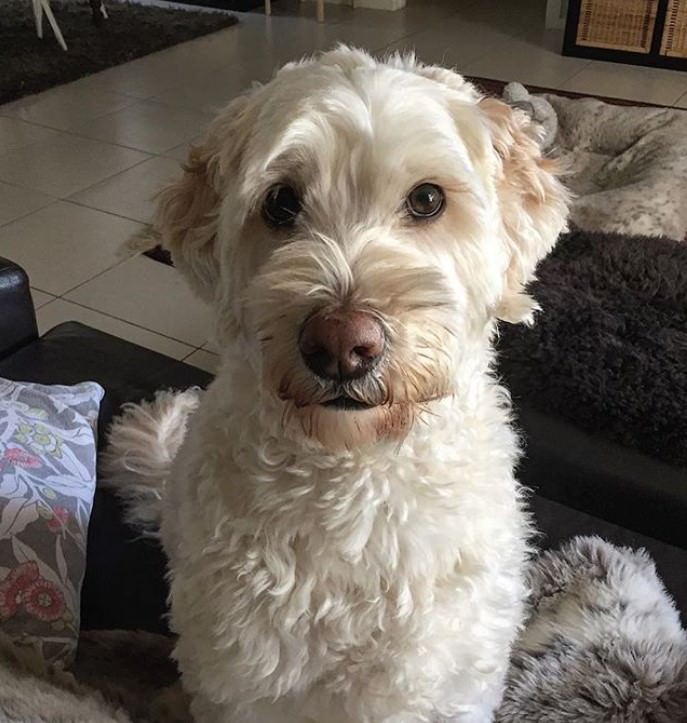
0;537;685;722
497;537;687;722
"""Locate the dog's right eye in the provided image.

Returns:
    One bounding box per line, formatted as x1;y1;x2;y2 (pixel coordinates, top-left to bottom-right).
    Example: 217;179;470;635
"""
405;183;445;220
262;184;302;228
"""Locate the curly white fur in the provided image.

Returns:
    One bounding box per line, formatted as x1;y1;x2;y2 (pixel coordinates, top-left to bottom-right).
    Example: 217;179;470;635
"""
101;389;202;534
105;47;569;723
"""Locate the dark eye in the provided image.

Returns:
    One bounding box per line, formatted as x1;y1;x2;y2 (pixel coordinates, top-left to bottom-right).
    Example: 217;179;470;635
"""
405;183;445;219
262;184;302;228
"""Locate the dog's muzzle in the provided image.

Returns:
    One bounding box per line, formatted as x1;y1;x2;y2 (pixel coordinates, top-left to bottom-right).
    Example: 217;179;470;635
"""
298;310;385;386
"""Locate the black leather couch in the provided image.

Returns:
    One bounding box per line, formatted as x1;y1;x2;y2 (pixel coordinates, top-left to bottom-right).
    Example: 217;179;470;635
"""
1;255;685;632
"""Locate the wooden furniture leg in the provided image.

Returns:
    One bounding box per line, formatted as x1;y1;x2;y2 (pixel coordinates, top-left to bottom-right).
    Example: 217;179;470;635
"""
32;0;44;38
34;0;68;51
299;0;324;22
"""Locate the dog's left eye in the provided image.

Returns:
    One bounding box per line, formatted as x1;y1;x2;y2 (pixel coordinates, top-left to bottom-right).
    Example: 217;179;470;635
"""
406;183;445;219
262;184;302;228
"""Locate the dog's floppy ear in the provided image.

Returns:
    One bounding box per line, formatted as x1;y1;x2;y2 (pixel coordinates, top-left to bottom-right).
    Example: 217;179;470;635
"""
155;93;254;303
478;97;569;324
156;140;221;303
410;63;568;324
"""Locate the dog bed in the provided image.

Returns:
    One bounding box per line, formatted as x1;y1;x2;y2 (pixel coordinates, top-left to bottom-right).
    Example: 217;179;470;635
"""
502;84;687;240
496;228;687;468
548;95;687;240
0;537;684;721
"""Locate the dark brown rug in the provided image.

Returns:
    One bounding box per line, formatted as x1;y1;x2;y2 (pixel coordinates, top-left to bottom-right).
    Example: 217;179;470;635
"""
497;228;687;467
1;0;238;105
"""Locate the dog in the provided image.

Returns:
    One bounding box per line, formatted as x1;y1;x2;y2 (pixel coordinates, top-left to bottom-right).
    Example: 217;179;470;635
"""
103;46;568;723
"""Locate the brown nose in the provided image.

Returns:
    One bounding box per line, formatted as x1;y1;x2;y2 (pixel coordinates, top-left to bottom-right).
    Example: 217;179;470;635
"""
299;311;385;381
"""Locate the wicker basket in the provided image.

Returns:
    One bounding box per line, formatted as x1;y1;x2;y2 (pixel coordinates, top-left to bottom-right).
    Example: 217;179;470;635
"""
660;0;687;57
575;0;659;53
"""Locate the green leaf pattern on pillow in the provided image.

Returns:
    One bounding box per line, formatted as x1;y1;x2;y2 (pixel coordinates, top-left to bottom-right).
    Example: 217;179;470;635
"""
0;378;103;664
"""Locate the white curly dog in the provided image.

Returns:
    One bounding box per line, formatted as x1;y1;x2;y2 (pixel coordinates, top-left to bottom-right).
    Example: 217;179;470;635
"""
104;47;568;723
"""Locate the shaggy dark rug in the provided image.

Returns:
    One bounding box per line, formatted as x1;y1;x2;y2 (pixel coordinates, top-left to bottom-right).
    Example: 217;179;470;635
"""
1;0;238;105
497;229;687;467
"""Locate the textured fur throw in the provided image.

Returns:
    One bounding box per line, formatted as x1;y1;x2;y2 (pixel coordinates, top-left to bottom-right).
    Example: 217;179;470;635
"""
0;629;187;723
502;83;687;240
496;537;687;722
0;537;684;721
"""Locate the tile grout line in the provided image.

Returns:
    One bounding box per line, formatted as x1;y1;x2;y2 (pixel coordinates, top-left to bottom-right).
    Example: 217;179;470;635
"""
554;60;593;90
30;286;55;295
26;254;133;303
378;16;533;69
0;109;203;161
56;198;152;227
0;94;140;136
58;252;151;298
0;148;155;200
40;296;199;351
0;195;149;236
0;196;58;231
59;152;156;196
55;99;212;155
670;87;687;107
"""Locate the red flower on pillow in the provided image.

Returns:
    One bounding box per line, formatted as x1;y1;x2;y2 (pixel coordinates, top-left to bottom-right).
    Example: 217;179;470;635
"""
46;506;69;533
2;447;41;469
0;562;40;619
8;561;39;589
0;580;20;619
23;579;65;622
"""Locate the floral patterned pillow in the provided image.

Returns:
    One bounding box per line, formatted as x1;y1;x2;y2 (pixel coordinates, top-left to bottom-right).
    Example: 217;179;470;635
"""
0;378;104;665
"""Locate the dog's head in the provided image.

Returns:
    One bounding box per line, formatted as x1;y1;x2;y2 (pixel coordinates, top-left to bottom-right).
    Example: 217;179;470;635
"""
157;47;568;451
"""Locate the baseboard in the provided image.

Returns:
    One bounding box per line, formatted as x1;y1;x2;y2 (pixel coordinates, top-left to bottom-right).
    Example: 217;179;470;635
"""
325;0;406;10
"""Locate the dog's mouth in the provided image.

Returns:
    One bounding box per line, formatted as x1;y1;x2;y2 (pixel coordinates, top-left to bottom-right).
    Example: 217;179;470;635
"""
320;396;376;411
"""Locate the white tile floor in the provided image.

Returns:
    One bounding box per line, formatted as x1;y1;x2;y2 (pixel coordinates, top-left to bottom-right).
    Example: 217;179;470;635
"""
2;0;687;375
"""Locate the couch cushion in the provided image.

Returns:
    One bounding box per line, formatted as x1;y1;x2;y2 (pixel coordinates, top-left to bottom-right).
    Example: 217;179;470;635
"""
0;257;37;361
516;405;687;550
0;322;211;633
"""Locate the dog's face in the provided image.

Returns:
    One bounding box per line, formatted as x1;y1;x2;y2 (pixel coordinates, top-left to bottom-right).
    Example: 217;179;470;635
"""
157;47;568;451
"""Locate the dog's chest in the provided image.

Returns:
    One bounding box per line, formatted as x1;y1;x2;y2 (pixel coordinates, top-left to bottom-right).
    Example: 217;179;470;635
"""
167;399;527;707
208;441;516;623
212;470;490;684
